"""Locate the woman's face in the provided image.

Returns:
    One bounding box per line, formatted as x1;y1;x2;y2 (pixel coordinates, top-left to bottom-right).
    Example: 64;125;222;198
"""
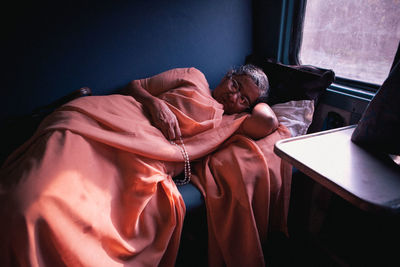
213;74;261;114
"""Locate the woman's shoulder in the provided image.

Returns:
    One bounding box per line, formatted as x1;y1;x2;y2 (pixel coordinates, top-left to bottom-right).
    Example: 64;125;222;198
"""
169;67;209;91
168;67;205;79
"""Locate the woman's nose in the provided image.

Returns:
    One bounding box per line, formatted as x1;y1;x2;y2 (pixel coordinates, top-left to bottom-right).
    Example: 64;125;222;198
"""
227;92;238;103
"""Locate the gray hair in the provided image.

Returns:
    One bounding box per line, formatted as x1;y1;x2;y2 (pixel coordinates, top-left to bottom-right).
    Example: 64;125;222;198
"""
226;64;270;104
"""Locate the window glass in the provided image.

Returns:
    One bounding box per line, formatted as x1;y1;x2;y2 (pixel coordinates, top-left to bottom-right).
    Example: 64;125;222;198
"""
299;0;400;85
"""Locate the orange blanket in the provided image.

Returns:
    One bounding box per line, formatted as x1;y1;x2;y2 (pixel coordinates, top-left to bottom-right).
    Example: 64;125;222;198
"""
0;68;291;266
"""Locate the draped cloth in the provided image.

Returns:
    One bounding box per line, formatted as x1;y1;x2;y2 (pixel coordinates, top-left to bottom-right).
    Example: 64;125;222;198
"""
0;68;291;266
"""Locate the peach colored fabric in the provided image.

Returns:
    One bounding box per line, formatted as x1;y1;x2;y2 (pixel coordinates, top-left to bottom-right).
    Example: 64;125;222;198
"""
0;68;291;267
191;125;291;267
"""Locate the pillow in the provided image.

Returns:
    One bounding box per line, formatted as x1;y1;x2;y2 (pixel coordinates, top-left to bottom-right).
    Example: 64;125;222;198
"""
246;55;335;106
271;100;315;137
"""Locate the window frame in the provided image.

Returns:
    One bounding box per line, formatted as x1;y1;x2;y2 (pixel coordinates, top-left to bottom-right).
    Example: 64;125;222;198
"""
287;0;392;94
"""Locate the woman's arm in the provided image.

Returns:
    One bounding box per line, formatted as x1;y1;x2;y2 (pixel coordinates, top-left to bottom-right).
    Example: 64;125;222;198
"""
126;80;182;140
124;68;208;140
237;103;279;140
126;67;206;96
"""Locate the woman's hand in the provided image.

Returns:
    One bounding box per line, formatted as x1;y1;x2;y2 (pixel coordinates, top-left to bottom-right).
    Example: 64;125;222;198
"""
126;80;181;140
146;98;182;141
237;103;279;140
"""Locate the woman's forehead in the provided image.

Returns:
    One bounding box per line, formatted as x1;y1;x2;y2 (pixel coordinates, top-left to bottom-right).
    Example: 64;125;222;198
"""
234;75;260;100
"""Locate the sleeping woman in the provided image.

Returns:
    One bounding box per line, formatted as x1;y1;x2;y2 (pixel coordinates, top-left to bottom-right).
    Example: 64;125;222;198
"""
0;65;291;266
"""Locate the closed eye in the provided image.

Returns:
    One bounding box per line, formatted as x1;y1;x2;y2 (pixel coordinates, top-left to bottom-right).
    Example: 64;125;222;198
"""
240;94;250;106
231;78;239;90
231;77;250;107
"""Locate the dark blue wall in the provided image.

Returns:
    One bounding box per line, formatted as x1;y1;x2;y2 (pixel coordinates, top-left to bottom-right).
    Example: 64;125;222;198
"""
253;0;284;60
2;0;253;119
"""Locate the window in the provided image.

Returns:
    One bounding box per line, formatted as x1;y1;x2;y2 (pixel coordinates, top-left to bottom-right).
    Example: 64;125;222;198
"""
299;0;400;86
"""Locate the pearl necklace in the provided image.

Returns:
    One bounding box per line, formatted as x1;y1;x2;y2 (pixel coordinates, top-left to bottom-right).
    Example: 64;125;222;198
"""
170;136;191;185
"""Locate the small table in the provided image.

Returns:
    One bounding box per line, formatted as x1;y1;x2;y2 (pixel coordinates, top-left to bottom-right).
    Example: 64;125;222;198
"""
274;125;400;214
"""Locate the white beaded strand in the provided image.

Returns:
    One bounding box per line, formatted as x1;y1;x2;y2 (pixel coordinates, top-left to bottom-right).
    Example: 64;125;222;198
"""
170;136;191;185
